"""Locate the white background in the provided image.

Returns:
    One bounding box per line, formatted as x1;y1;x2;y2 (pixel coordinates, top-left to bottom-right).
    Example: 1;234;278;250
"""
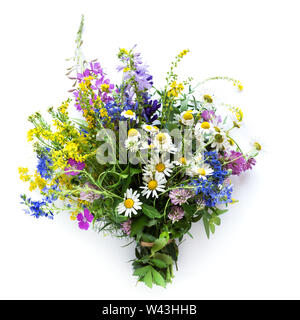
0;0;300;300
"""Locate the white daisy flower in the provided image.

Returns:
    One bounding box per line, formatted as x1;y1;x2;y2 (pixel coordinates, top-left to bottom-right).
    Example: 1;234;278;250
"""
117;188;142;217
121;110;136;120
194;121;214;140
211;131;230;151
250;138;262;152
186;163;214;179
199;88;216;105
142;124;159;134
140;172;167;198
153;132;177;153
144;156;174;177
173;156;191;166
249;137;266;156
180;110;195;126
139;141;154;150
125;138;140;152
127;128;141;141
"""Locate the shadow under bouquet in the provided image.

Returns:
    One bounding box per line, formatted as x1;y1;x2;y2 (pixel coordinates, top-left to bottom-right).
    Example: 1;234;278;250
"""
19;17;261;288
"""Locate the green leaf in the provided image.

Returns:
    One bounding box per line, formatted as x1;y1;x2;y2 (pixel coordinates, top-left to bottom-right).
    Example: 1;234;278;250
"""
133;265;151;277
142;204;162;219
166;266;171;283
182;203;197;217
130;216;148;241
209;223;215;234
192;214;203;223
214;216;221;226
121;176;132;194
130;167;142;176
146;219;158;227
203;217;210;239
153;253;173;265
141;233;156;242
151;259;168;269
143;269;153;288
215;208;228;215
167;242;178;262
151;234;169;255
151;268;166;288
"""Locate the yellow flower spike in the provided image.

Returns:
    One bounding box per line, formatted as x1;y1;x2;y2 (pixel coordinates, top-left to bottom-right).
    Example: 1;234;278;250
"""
18;167;31;182
101;83;110;93
70;211;78;221
178;49;190;58
33;171;47;191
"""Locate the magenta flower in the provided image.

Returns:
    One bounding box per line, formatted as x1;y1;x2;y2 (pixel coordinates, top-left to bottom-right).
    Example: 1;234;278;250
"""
169;188;194;205
168;206;185;223
244;157;256;171
77;208;93;230
121;219;132;236
224;151;256;175
64;159;85;176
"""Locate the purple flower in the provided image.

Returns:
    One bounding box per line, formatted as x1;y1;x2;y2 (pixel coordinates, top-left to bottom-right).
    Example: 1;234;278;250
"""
74;61;115;111
169;188;194;205
77;208;93;230
201;110;222;124
244;157;256;171
168;206;185;223
64;159;85;176
117;49;153;102
121;219;132;236
141;95;161;123
79;182;101;202
223;151;256;175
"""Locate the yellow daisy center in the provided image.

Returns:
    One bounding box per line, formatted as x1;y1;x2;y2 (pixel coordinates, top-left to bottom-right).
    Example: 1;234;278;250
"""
155;163;166;172
198;168;206;176
183;112;193;120
153;126;159;131
156;133;166;143
128;129;138;137
125;110;134;116
254;142;262;151
203;94;213;103
180;157;186;165
145;125;153;130
215;134;224;143
148;180;158;190
124;198;134;208
201;122;211;129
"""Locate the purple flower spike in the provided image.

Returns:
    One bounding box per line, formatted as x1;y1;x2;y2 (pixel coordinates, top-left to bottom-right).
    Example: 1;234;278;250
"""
77;208;93;230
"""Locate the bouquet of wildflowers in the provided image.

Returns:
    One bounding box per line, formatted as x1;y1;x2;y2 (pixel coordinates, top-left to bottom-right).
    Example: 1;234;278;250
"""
19;17;261;288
